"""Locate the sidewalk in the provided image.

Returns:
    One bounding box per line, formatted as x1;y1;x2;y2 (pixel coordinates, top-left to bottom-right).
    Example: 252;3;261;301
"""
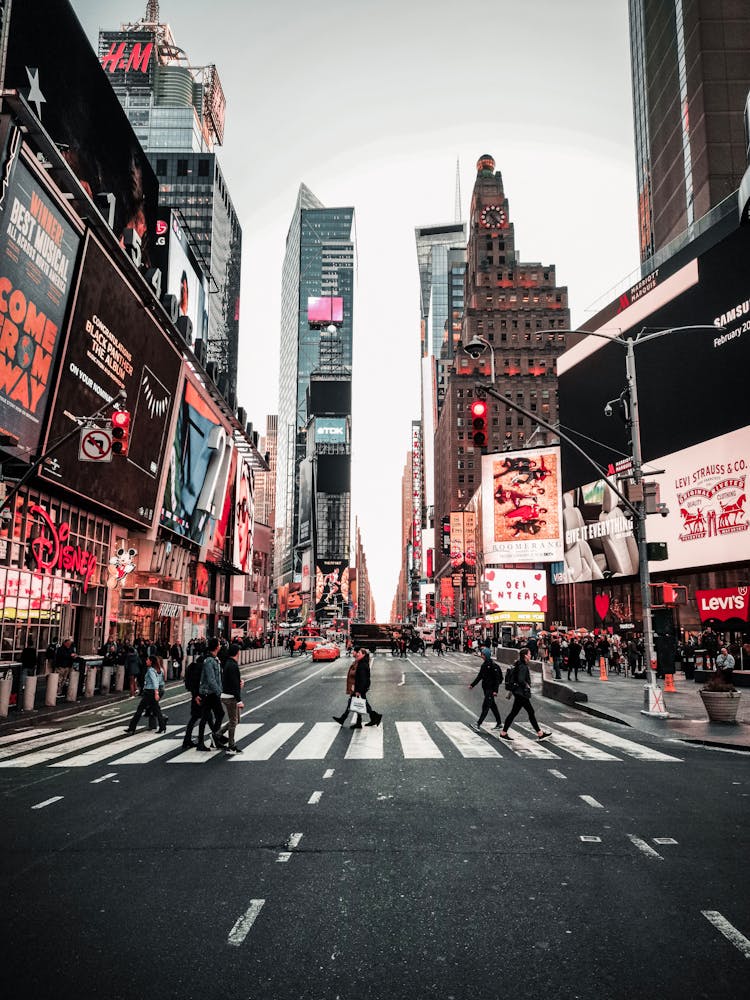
551;670;750;751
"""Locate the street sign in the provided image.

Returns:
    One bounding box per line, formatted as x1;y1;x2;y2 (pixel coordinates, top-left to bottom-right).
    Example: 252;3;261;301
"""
79;426;113;463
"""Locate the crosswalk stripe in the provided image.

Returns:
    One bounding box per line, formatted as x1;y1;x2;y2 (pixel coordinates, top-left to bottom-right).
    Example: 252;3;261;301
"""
482;727;561;759
516;725;620;761
0;722;111;762
230;723;303;761
53;726;183;767
0;728;59;748
345;724;383;759
168;724;263;763
0;724;130;767
557;722;683;761
396;721;443;758
436;722;502;758
286;722;341;760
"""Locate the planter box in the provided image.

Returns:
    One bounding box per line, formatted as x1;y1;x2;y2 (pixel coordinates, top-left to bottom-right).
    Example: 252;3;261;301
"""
699;689;742;724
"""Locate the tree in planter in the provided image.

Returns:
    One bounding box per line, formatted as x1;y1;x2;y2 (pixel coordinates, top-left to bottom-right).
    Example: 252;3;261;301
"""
700;666;741;724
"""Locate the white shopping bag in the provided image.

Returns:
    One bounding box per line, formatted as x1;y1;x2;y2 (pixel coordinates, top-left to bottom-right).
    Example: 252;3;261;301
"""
350;695;367;714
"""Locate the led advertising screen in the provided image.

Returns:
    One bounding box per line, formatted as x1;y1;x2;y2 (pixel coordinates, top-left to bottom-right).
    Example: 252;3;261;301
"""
98;30;156;87
482;568;548;623
308;378;351;417
0;146;80;459
161;370;234;547
554;479;639;584
558;223;750;492
233;458;254;575
307;296;343;326
41;234;182;526
298;457;313;546
315;560;349;618
152;210;209;347
205;446;237;566
481;447;564;563
3;0;160;265
314;418;346;445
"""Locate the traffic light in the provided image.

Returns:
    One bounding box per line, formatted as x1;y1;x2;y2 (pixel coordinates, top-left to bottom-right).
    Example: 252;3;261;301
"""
111;409;131;456
469;399;488;449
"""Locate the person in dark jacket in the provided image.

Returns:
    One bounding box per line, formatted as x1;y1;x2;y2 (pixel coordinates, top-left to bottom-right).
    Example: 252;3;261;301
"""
499;648;550;741
53;638;75;690
124;644;141;697
566;636;582;681
196;637;228;751
469;646;503;731
182;654;204;749
549;635;562;679
333;648;382;730
219;643;244;753
170;641;184;680
21;638;38;676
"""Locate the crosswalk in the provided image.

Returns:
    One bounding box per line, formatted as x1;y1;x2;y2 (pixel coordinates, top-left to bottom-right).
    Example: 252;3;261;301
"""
0;719;683;768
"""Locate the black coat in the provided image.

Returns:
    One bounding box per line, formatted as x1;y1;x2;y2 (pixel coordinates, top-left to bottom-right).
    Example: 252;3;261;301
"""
470;659;503;693
354;658;371;695
221;658;242;701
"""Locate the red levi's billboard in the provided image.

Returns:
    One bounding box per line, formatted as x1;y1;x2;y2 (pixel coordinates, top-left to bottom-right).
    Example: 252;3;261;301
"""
695;587;749;624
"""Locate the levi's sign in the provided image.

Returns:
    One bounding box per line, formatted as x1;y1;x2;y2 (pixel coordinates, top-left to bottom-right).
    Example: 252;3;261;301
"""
695;587;749;623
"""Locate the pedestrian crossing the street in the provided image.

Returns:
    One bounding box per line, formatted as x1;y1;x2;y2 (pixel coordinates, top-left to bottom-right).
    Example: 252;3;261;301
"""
0;719;684;768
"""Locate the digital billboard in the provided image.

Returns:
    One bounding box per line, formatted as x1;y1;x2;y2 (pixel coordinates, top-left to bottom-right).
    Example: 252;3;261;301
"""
233;458;253;574
298;457;313;546
99;30;156;87
558;222;750;492
161;370;234;547
481;447;564;563
41;234;182;526
315;560;349;618
554;479;639;584
151;210;209;347
308;378;351;417
307;296;343;326
205;447;237;566
0;145;80;459
314;418;346;444
3;0;160;264
482;568;548;623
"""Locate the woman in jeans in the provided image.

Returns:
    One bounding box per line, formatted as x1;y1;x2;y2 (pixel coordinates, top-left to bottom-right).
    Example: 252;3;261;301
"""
220;642;244;753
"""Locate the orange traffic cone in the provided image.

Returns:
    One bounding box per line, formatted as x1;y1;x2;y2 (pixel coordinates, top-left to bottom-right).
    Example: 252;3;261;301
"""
599;656;608;681
664;672;676;693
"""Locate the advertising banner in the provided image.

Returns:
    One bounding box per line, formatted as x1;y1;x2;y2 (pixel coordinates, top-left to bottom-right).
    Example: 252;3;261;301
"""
449;512;465;569
315;560;349;618
233;458;253;574
41;234;182;526
161;370;234;547
205;446;237;566
307;296;343;326
300;547;312;594
555;479;639;584
695;587;749;624
298;457;313;546
438;577;455;617
0;147;80;459
4;0;160;264
481;568;547;623
152;210;209;347
481;447;564;563
314;418;346;445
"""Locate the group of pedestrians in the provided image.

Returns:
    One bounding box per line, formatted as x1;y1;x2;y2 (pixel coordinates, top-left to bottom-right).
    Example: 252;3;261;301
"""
469;645;550;741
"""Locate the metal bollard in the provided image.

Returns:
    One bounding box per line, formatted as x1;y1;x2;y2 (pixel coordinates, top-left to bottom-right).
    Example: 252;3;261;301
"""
22;673;38;712
66;667;81;702
83;665;97;699
100;664;113;693
45;671;59;706
0;671;12;717
114;664;125;691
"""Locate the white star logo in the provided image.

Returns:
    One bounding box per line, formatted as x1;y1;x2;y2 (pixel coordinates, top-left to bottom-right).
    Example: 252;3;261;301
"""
24;66;46;121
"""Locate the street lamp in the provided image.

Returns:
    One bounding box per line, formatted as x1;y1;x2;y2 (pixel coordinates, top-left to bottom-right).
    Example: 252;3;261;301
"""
463;335;495;383
475;324;722;718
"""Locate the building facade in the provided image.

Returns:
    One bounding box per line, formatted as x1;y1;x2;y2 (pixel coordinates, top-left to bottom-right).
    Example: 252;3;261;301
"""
630;0;750;261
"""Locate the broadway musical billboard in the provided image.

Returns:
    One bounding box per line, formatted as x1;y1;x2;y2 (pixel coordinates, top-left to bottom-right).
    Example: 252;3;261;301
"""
40;234;182;527
0;145;80;459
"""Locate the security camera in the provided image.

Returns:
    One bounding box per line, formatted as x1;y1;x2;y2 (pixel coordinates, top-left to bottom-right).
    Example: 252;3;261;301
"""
465;343;484;359
604;402;614;417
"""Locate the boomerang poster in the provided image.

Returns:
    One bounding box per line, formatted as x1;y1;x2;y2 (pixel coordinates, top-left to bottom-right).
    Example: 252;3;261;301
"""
481;447;563;563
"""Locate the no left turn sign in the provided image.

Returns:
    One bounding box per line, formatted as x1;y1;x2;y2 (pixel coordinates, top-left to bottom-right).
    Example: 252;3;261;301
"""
79;426;114;463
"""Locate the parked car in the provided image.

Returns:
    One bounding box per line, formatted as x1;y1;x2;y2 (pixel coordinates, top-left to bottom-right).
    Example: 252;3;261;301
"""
312;642;340;662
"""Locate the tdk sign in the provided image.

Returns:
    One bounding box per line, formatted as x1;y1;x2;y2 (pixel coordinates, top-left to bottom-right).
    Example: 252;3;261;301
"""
315;419;346;442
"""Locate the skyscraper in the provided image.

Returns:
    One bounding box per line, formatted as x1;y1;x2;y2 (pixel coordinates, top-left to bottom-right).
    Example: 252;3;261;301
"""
630;0;750;261
415;223;467;358
98;4;241;404
274;184;355;602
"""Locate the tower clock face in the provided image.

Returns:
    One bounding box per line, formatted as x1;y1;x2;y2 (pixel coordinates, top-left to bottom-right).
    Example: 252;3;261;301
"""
479;204;506;229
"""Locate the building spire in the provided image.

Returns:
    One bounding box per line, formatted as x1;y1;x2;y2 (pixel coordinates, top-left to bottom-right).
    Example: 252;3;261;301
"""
145;1;160;22
454;157;462;223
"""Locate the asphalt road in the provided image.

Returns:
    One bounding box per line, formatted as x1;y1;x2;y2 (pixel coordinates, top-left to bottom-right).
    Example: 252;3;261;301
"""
2;650;748;999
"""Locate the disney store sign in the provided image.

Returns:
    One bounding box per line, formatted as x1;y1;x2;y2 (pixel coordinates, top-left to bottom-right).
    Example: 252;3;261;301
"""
27;504;98;593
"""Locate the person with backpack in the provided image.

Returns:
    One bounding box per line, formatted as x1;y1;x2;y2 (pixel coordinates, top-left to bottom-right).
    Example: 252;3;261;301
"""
498;647;550;741
469;645;503;731
196;637;228;751
181;652;204;749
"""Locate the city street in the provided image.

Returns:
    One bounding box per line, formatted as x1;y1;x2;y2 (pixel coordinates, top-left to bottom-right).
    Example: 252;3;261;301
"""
2;651;748;999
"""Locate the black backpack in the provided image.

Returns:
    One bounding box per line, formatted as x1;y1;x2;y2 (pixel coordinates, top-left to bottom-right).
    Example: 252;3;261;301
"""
185;658;203;694
504;663;518;691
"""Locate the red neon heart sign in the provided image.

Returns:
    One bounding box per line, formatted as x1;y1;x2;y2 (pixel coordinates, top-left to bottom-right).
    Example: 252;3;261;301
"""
594;594;610;621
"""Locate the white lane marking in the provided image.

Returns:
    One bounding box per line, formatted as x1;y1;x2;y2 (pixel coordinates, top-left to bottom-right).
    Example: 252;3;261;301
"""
549;769;567;780
90;772;117;784
308;791;323;805
436;722;501;758
518;724;620;761
345;725;383;759
701;911;750;959
396;722;443;759
654;838;678;845
1;724;130;768
246;685;263;692
227;899;265;947
627;834;664;860
31;796;63;810
323;768;335;779
398;673;406;686
169;724;263;764
0;728;59;747
408;660;478;718
231;723;303;761
51;726;181;767
286;722;340;760
276;852;292;862
484;727;560;759
580;836;601;842
288;832;303;849
580;795;604;809
245;664;331;713
557;722;682;762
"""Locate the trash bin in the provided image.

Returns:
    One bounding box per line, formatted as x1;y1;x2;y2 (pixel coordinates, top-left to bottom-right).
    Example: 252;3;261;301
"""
694;649;706;672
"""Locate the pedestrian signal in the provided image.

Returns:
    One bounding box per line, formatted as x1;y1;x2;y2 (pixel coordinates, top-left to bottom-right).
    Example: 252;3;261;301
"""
470;399;488;449
111;410;131;457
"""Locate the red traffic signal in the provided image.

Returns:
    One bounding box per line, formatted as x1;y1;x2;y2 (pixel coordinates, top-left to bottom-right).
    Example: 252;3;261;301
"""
470;399;488;449
111;409;130;456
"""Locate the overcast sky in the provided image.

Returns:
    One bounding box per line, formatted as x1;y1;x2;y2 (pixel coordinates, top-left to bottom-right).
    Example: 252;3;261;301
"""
72;0;640;618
